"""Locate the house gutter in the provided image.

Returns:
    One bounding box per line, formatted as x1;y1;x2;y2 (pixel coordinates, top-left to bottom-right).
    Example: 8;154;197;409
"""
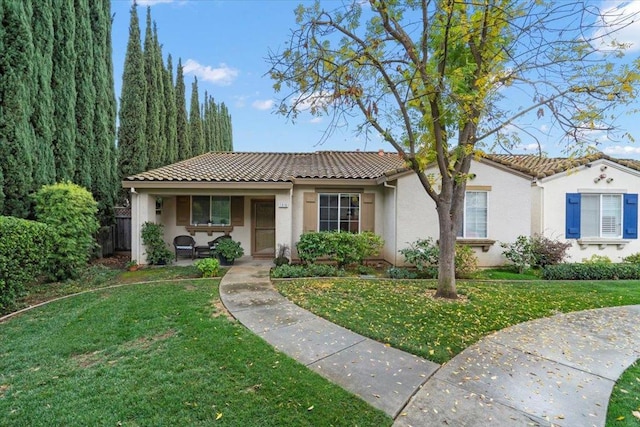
384;181;398;266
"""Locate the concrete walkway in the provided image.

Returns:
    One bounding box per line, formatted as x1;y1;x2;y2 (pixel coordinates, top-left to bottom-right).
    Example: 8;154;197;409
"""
220;259;640;426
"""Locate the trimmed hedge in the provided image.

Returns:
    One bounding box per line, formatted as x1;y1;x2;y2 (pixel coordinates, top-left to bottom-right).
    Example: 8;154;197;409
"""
296;231;383;267
271;263;344;278
0;216;53;313
542;263;640;280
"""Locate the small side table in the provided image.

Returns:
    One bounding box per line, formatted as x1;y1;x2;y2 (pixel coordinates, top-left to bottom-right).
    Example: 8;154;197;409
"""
195;245;211;258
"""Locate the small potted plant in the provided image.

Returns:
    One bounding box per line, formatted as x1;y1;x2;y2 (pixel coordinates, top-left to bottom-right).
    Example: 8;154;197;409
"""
126;260;139;271
214;238;244;265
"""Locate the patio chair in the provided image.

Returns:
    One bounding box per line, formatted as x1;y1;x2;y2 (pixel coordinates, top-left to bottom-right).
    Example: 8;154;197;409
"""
173;235;196;260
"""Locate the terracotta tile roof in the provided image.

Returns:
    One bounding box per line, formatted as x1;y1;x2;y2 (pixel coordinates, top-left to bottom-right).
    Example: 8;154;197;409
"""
484;152;640;179
124;151;408;182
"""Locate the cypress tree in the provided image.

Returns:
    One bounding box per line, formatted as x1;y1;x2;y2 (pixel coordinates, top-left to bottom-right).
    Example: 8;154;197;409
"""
117;3;147;180
90;0;118;223
164;54;178;164
51;0;76;182
104;0;119;207
30;0;56;189
73;0;96;189
143;7;161;169
221;103;233;151
0;0;35;217
153;22;167;167
189;77;205;156
175;58;190;160
203;91;211;151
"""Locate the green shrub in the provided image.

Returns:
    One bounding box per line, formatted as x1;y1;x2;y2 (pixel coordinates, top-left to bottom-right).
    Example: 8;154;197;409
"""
455;244;478;279
386;267;418;279
500;235;534;273
141;222;174;265
296;231;384;267
356;265;375;275
194;257;220;277
33;182;99;280
296;232;329;264
273;243;290;266
542;263;640;280
582;254;612;264
530;234;571;267
622;252;640;264
399;238;439;278
0;216;54;313
271;263;342;278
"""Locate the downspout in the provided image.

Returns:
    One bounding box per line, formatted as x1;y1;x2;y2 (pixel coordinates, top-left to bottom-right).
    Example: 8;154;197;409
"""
384;181;398;266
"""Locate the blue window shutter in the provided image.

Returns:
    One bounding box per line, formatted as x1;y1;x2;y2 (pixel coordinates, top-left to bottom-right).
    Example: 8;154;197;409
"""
565;193;581;238
623;194;638;239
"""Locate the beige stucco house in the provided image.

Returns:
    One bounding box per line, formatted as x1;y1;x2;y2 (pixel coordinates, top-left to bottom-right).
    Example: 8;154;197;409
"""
122;150;640;267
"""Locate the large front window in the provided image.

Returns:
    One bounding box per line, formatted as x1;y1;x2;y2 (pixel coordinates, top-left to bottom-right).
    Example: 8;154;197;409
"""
319;193;360;232
458;191;488;238
581;194;622;238
191;196;231;225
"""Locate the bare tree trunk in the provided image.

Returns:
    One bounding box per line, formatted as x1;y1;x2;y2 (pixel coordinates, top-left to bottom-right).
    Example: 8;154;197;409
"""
435;199;458;299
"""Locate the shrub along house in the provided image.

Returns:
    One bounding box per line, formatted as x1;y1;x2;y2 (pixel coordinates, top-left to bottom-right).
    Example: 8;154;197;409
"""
122;150;640;267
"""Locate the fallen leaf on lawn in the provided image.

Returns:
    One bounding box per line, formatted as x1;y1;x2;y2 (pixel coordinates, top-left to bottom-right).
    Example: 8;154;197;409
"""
616;416;625;421
307;406;314;411
632;411;640;420
216;413;223;420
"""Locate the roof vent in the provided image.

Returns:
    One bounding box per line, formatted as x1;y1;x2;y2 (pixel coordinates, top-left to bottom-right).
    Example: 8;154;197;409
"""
378;149;384;156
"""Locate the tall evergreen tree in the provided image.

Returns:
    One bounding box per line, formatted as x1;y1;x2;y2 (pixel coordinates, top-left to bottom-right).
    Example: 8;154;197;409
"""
189;77;205;156
117;3;147;181
203;91;212;151
73;0;96;189
164;54;178;164
30;0;56;189
51;0;76;182
143;7;162;169
153;22;167;167
175;58;190;160
220;103;233;151
104;0;119;206
90;0;118;223
0;0;35;217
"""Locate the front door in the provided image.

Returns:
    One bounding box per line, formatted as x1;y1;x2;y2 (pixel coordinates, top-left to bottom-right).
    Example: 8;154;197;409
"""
252;200;275;257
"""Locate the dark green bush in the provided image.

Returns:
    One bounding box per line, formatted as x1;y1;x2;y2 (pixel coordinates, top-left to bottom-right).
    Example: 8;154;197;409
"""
140;222;174;265
542;263;640;280
398;238;439;278
0;216;53;313
296;231;384;267
271;263;343;278
386;267;418;279
33;182;99;280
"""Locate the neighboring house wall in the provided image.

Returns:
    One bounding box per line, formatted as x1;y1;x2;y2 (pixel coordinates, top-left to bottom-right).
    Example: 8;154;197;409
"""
393;160;533;267
535;159;640;262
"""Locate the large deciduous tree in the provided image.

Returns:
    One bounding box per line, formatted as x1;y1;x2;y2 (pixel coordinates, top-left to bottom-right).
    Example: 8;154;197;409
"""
268;0;640;298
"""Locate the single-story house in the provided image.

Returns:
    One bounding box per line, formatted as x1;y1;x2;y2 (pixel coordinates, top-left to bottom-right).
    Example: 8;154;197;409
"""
122;150;640;267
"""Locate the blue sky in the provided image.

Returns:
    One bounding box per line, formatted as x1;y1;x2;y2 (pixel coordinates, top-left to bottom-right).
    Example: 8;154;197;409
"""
110;0;640;159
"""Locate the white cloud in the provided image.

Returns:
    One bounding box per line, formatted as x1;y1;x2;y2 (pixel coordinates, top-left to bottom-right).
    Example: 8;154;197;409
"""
604;144;640;156
309;117;323;124
135;0;176;5
183;59;238;86
593;1;640;52
252;99;274;111
515;143;545;152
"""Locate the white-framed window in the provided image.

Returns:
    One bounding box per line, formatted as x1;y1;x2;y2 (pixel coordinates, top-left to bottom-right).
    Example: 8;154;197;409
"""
319;193;360;232
191;196;231;225
581;193;622;238
457;191;488;238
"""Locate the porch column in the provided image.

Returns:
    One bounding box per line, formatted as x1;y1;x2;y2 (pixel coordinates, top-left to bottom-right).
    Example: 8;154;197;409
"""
130;190;154;264
275;191;293;257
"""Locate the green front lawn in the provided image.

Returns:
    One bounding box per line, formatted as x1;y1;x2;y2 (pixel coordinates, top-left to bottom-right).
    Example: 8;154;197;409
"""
607;361;640;426
274;278;640;364
0;278;390;426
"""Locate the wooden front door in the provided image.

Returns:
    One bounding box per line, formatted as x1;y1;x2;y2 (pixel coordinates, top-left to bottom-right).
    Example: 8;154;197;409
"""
252;200;275;257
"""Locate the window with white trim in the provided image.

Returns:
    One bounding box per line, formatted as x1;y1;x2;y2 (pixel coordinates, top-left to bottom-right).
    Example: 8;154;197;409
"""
191;196;231;225
457;191;488;238
581;194;622;238
319;193;360;232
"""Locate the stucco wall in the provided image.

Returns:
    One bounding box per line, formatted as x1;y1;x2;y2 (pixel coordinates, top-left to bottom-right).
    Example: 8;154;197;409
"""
536;159;640;262
394;160;533;267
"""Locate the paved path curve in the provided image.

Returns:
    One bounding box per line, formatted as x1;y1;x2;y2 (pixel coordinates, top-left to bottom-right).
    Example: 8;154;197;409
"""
220;260;640;426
